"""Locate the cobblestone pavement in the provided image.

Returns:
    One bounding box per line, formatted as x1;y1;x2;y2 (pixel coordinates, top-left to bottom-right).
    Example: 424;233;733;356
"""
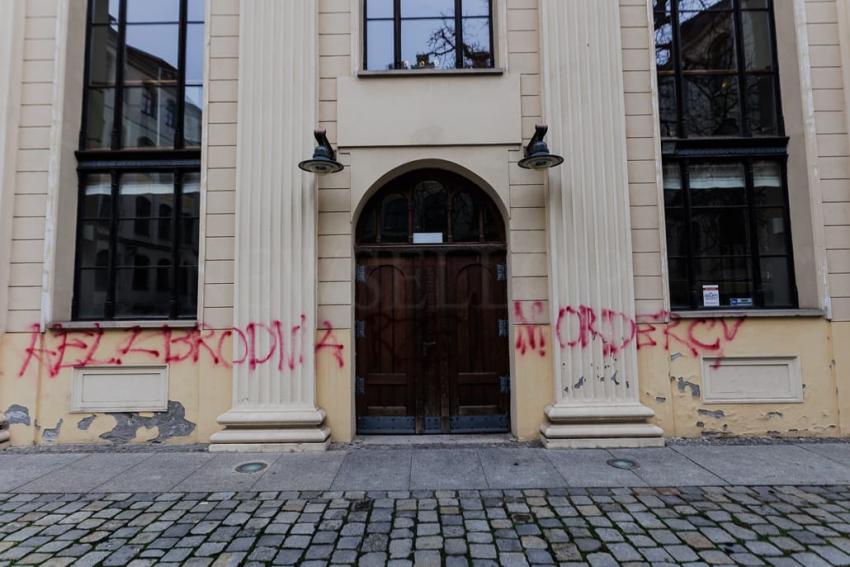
2;486;850;566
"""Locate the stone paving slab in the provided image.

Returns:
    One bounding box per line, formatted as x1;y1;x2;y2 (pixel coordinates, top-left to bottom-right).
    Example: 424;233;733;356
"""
254;452;347;492
799;443;850;468
0;485;850;566
545;449;647;488
94;452;216;493
331;449;413;491
610;447;727;487
0;453;88;492
172;454;283;493
410;448;488;490
673;444;850;486
14;453;151;493
479;448;565;489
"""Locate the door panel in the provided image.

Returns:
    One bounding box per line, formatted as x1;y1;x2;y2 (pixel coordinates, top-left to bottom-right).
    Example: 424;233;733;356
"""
355;249;509;434
355;255;417;433
446;251;509;432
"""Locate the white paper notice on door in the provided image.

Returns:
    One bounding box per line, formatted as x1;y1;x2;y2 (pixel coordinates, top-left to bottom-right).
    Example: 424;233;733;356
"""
702;284;720;307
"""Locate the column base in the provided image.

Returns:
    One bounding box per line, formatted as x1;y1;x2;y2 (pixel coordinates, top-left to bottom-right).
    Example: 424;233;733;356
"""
209;408;331;452
540;403;664;449
0;414;8;449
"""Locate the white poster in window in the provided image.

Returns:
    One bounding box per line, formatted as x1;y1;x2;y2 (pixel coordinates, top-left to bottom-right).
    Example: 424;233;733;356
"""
702;284;720;307
413;232;443;244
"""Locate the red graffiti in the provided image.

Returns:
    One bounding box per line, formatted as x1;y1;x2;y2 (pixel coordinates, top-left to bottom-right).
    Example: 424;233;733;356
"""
514;301;547;357
514;302;744;364
17;317;345;379
636;310;744;368
316;321;345;369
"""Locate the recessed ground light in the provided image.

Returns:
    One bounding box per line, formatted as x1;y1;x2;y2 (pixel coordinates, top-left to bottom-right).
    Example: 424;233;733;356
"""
607;458;638;470
235;461;268;473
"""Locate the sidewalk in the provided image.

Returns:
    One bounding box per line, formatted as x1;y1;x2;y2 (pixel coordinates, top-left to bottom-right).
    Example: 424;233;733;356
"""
2;441;850;493
2;442;850;566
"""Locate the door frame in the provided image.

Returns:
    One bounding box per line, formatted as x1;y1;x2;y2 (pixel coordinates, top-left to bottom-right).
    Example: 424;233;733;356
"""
351;168;514;435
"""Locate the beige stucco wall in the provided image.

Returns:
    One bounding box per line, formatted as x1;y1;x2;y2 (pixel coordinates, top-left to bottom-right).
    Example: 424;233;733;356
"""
0;0;848;446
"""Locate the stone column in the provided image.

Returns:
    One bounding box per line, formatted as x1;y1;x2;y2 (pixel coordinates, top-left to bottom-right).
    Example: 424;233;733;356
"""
0;0;25;449
539;0;663;448
209;0;329;451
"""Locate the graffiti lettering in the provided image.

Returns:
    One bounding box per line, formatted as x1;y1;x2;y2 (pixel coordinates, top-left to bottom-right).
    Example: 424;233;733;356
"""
514;302;744;364
17;317;344;379
514;301;547;357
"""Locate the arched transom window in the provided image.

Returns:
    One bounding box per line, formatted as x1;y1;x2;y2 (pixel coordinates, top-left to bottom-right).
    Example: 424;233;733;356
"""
356;170;504;246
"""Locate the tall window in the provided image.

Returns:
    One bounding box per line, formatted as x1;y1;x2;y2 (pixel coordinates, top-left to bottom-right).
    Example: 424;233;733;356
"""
655;0;796;309
364;0;494;71
75;0;203;320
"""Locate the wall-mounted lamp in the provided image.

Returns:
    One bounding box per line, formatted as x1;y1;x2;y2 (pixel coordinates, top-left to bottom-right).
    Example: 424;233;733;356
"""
517;124;564;170
298;129;344;174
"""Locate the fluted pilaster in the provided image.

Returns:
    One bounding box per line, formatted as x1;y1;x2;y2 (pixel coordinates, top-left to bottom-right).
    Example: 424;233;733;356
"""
539;0;663;447
210;0;329;451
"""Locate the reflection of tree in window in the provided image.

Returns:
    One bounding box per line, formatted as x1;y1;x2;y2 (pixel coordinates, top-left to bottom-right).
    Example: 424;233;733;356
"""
420;20;490;69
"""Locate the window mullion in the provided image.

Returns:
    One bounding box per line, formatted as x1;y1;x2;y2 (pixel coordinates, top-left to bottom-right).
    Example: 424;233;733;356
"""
455;0;463;69
780;159;798;307
175;0;188;149
744;159;763;306
71;176;86;319
669;0;686;139
680;160;698;309
105;171;120;319
112;0;128;150
171;172;183;318
732;0;749;137
394;0;401;68
767;1;785;137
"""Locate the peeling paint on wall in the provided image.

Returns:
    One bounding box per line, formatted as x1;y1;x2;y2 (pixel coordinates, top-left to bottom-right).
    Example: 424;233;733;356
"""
698;409;725;419
5;404;30;425
673;376;701;398
77;415;96;430
99;401;195;444
42;419;62;443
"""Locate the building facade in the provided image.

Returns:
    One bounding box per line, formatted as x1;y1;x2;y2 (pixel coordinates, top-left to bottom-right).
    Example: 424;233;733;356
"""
0;0;849;449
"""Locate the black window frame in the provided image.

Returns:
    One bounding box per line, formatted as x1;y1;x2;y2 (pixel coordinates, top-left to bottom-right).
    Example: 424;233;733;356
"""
363;0;496;71
74;0;203;321
655;0;798;311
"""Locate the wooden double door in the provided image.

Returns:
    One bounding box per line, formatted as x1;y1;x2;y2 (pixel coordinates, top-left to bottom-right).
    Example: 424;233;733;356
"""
355;248;510;434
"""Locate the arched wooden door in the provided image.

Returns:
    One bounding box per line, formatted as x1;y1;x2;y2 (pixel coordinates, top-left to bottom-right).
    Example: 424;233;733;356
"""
354;170;510;434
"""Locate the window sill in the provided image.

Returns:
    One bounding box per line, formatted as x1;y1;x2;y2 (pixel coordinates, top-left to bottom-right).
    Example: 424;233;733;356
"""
671;308;825;319
357;68;504;78
51;320;198;330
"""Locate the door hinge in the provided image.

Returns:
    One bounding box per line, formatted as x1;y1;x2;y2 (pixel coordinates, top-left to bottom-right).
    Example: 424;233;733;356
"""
356;376;365;395
498;319;508;337
500;375;510;394
496;263;507;281
355;265;366;282
355;320;365;338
